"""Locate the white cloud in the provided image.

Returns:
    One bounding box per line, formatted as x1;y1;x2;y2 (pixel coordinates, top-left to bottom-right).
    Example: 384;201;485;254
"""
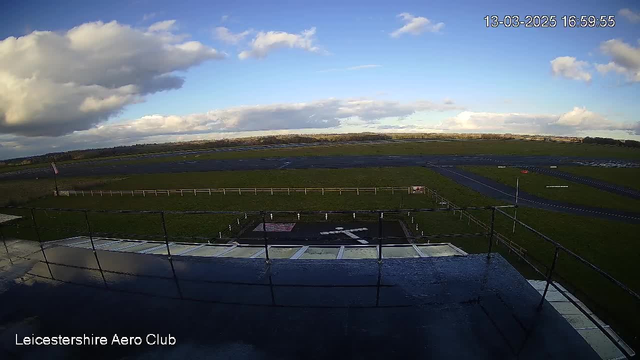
596;39;640;82
142;13;157;22
391;13;444;38
147;19;177;32
619;8;640;23
318;64;382;73
437;107;637;135
550;56;592;82
0;20;224;136
214;27;252;45
0;97;460;158
238;27;324;59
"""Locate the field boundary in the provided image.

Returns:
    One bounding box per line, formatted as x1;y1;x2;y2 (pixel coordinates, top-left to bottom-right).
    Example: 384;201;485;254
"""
56;186;431;197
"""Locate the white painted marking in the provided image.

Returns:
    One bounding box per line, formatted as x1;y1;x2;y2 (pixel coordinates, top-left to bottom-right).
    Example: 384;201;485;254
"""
320;227;369;244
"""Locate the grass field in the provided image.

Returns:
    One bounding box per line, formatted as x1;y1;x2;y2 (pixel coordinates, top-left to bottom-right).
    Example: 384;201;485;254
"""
462;166;640;213
2;166;638;348
559;166;640;191
101;140;640;167
3;139;639;175
0;176;124;206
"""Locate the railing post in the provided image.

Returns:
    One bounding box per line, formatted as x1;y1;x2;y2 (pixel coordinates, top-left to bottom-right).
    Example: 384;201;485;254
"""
160;211;183;298
84;210;108;288
0;223;12;265
30;208;53;279
487;207;496;256
262;212;270;264
539;247;560;309
378;211;383;263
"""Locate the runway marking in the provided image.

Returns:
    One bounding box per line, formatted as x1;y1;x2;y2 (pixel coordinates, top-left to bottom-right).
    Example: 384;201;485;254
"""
320;227;369;244
277;161;291;169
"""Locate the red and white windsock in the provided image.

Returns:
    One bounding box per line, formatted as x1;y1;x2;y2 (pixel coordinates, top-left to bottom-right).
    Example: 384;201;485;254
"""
51;162;59;175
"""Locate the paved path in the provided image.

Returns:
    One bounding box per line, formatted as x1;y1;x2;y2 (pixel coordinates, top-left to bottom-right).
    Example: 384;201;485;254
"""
522;166;640;200
430;166;640;224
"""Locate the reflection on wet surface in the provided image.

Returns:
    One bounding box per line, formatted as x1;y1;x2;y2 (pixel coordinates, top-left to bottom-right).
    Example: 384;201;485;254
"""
0;244;600;359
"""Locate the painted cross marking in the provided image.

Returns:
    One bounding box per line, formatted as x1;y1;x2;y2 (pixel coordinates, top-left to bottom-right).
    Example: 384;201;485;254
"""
320;227;369;244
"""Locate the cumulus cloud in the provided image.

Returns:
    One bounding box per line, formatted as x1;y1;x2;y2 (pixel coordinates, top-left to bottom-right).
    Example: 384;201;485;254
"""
619;8;640;23
214;27;252;44
596;39;640;82
550;56;592;82
437;107;638;135
0;97;461;158
0;20;224;137
391;13;444;38
238;28;324;59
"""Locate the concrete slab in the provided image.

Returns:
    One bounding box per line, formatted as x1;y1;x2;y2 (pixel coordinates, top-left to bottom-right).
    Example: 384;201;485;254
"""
418;244;464;257
383;246;420;258
342;246;378;259
219;247;263;258
181;245;231;257
299;247;340;259
267;247;302;259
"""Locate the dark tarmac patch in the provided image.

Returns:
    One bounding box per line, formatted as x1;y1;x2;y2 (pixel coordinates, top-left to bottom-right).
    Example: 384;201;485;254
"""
237;221;408;245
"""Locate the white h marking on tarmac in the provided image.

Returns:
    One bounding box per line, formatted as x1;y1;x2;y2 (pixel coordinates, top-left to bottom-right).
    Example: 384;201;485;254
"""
320;227;369;244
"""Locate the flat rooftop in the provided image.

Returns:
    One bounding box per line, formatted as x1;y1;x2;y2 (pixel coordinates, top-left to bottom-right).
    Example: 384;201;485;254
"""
0;245;600;360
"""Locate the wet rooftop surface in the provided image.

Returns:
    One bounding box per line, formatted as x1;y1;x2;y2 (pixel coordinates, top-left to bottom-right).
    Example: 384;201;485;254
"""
0;246;599;360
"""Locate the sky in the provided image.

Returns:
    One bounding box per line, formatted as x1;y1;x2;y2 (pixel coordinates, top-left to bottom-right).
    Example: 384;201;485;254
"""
1;0;639;159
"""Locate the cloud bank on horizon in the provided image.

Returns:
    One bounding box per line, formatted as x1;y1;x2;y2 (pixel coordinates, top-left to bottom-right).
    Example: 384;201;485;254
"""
1;1;639;159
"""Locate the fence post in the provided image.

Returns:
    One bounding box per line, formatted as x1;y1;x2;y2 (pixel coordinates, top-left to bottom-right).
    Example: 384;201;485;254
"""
255;188;257;195
487;207;496;256
0;224;12;265
30;208;53;279
271;188;273;195
194;189;197;196
288;188;290;195
262;212;270;264
180;190;183;196
539;247;560;309
84;210;108;288
305;188;307;195
322;188;324;195
378;211;383;262
209;189;211;195
374;188;377;195
357;188;359;195
223;188;226;195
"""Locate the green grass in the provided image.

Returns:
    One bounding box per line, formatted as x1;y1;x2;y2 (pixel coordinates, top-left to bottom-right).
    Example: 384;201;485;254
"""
0;176;125;206
5;139;636;174
101;140;640;168
559;166;640;191
4;166;639;349
462;166;640;213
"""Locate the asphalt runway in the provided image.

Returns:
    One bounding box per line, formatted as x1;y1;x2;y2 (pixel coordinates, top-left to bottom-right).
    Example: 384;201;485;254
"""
522;166;640;200
237;221;408;245
431;166;640;224
2;154;638;181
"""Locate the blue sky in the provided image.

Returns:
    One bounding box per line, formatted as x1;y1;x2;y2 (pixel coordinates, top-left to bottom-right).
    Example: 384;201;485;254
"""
0;0;639;159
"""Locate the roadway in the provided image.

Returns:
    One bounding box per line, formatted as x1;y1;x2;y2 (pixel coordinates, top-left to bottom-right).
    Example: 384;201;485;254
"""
430;166;640;224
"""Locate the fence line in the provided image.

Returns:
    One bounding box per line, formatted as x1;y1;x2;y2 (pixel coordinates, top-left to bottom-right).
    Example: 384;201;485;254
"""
55;186;432;197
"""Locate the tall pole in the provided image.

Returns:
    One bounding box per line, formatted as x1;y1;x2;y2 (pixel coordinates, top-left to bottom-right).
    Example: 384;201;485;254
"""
512;177;519;233
53;172;59;197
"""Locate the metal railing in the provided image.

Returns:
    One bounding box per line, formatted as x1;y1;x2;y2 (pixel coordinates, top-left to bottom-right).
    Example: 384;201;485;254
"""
0;204;636;358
